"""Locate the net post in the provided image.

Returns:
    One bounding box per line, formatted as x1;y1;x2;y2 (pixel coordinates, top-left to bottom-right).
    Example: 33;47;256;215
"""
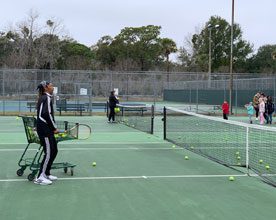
151;104;154;134
246;126;249;175
163;106;166;140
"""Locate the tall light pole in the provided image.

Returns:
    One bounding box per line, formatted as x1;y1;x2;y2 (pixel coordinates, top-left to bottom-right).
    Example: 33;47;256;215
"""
208;24;220;87
229;0;235;114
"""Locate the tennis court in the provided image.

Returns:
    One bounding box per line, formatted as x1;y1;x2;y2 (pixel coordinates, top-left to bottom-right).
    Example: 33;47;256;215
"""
0;114;276;220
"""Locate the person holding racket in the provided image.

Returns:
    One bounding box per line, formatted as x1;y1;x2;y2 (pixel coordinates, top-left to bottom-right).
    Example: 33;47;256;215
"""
35;81;59;185
108;90;119;123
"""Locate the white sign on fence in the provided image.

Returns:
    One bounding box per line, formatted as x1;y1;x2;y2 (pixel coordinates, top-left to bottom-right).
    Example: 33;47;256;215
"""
53;87;58;95
80;88;87;95
114;88;119;96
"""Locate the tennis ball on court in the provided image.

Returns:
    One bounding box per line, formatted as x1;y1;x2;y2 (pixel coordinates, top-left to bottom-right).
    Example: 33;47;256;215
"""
235;151;240;155
16;116;19;120
265;165;270;170
229;176;235;181
184;156;189;160
236;156;241;160
92;162;96;167
190;146;194;149
259;159;263;164
237;162;241;166
172;145;176;148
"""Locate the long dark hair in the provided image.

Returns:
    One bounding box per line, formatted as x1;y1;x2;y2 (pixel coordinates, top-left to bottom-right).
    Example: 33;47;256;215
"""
36;81;50;107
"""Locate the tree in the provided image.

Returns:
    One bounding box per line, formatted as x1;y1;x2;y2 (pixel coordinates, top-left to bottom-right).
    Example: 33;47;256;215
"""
33;34;61;69
114;25;163;70
159;38;177;72
184;16;253;73
247;44;276;73
93;25;177;71
57;41;95;70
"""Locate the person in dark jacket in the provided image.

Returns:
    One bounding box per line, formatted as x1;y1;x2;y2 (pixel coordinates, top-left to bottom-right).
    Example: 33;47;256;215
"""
35;81;60;185
108;90;119;123
265;96;274;124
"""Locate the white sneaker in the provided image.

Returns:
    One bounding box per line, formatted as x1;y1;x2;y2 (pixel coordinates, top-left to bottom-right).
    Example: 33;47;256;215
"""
47;175;58;181
34;175;52;185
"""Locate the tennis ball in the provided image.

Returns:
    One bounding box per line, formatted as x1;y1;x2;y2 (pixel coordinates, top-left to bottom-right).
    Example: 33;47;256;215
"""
190;146;194;149
16;116;19;120
237;162;241;166
184;156;189;160
172;145;176;148
237;156;241;160
265;165;270;170
259;159;263;164
92;162;96;167
229;176;235;181
235;151;240;155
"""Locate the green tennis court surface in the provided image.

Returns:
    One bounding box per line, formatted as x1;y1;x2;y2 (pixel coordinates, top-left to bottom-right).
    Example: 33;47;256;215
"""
0;116;276;220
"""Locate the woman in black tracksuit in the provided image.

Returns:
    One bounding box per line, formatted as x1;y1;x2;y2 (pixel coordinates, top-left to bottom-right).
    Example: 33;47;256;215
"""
108;90;119;122
35;81;59;185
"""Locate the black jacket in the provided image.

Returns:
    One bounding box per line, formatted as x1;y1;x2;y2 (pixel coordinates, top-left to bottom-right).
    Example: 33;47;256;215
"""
109;95;119;108
266;102;275;114
36;93;57;137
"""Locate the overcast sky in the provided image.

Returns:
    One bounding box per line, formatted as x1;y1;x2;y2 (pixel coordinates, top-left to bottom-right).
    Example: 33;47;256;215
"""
1;0;275;54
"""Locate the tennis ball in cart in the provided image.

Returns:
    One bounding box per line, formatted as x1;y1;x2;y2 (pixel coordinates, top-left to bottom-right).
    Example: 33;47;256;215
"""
92;162;97;167
229;176;235;181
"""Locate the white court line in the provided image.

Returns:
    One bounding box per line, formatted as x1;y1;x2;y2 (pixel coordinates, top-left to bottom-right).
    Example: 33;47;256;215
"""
0;174;249;182
0;147;182;152
0;142;164;145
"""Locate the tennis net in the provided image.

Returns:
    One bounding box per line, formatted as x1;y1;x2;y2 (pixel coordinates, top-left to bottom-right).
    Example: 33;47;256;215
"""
163;106;276;186
116;104;154;134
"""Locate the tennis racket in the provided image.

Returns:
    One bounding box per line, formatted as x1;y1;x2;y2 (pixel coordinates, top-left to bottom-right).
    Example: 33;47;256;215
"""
61;123;91;140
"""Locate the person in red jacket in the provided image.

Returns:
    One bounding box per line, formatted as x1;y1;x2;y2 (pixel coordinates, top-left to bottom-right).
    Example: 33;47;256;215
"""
222;101;229;120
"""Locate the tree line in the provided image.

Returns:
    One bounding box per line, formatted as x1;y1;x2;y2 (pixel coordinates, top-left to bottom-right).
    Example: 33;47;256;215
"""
0;11;275;73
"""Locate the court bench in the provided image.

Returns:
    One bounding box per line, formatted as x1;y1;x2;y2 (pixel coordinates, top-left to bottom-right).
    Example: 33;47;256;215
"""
87;102;107;112
26;102;36;112
116;103;148;116
56;103;86;116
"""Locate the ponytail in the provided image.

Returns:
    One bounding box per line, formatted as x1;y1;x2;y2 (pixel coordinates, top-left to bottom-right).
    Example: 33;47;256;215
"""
36;81;50;107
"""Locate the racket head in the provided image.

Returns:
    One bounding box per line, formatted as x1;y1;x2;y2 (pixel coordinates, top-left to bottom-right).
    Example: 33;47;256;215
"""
68;123;91;140
77;124;91;140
